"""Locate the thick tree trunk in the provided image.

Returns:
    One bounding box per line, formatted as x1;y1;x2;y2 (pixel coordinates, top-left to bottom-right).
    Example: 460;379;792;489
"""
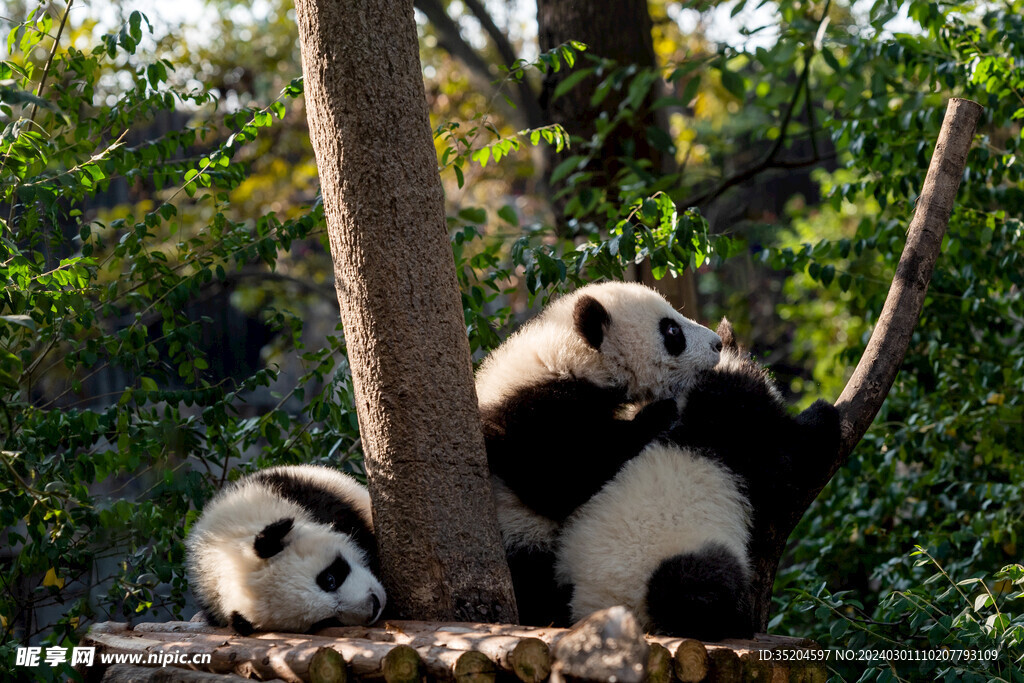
747;98;984;629
293;0;518;623
537;0;657;151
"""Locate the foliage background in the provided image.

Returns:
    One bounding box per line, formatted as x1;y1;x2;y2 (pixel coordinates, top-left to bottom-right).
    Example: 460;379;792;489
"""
1;0;1021;680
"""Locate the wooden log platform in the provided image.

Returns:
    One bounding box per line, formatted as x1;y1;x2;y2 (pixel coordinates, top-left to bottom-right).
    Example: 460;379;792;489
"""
80;609;826;683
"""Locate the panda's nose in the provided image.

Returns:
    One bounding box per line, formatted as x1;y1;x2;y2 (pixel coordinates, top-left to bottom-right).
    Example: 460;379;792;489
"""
712;339;723;353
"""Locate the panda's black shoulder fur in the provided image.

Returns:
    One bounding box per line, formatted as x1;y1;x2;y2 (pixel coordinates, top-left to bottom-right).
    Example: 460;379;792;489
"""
482;377;677;522
250;469;377;569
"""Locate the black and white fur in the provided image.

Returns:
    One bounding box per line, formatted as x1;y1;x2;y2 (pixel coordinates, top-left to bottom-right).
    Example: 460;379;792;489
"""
186;465;386;634
476;282;723;625
556;319;841;639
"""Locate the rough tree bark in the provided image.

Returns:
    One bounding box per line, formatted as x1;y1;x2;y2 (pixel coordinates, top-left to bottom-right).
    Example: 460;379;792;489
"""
292;0;518;623
748;98;985;629
536;0;699;315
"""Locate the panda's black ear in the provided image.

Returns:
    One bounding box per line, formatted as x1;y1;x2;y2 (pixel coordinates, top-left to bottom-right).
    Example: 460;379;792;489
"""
574;294;610;350
254;517;294;559
716;317;737;350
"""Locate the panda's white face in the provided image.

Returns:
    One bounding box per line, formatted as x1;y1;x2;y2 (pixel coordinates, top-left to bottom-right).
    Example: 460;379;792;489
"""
572;282;722;402
247;524;386;632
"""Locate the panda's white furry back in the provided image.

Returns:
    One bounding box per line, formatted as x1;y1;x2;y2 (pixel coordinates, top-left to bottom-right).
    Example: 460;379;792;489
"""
186;465;386;634
556;431;755;639
475;282;723;625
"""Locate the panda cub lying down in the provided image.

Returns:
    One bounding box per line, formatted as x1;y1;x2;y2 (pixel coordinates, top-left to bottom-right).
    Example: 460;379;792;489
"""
478;282;840;639
187;465;386;634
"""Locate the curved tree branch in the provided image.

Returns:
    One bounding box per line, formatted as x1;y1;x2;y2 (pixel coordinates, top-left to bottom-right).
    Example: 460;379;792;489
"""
831;97;984;465
749;97;984;630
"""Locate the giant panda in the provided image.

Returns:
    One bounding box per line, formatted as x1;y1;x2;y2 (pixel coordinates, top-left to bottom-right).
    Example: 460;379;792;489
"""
186;465;386;635
475;281;724;624
555;319;841;639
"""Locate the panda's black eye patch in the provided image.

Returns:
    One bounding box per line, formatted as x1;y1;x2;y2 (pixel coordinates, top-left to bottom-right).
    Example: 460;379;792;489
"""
660;318;686;356
316;556;351;592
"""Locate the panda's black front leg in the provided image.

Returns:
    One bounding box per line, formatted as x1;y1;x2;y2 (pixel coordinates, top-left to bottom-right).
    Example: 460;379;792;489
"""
740;401;842;505
795;400;842;457
570;399;680;504
486;384;680;522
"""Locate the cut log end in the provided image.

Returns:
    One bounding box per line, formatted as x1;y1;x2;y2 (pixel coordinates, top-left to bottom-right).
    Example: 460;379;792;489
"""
792;662;828;683
739;651;771;682
310;646;348;683
645;642;672;683
382;643;424;683
672;638;708;683
453;649;498;683
508;637;552;683
706;648;742;683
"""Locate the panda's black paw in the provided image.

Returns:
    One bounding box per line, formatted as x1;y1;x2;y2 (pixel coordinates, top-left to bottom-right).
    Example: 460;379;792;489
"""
796;399;842;457
230;611;255;636
794;401;843;481
632;398;679;440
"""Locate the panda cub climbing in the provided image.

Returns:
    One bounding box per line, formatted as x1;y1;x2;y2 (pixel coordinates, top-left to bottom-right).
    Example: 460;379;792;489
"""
476;281;723;624
556;319;841;639
187;465;386;634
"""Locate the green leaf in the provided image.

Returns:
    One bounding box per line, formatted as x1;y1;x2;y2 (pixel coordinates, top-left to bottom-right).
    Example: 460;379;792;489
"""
680;76;701;106
458;207;487;224
830;618;849;638
720;68;745;100
985;613;1010;633
645;126;676;155
1;314;36;331
471;147;491;167
129;11;143;42
822;47;841;72
550;155;585;185
820;264;835;287
552;67;595;102
0;85;60;112
498;205;519;226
